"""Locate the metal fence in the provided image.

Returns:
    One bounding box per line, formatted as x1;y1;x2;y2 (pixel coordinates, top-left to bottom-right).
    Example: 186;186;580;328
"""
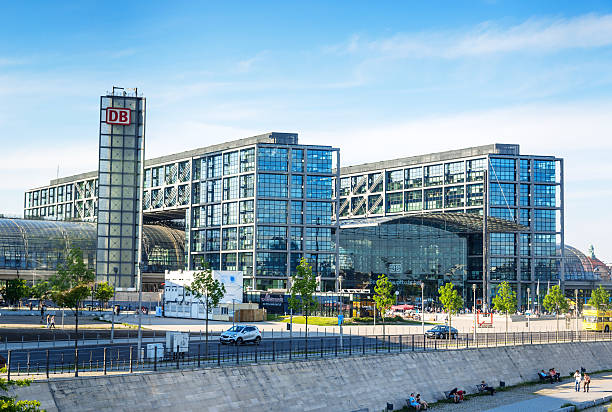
3;329;612;380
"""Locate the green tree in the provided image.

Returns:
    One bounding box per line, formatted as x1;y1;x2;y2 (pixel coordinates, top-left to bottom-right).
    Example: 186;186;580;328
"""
30;281;51;302
588;285;610;311
438;282;464;343
49;248;95;377
0;368;42;411
186;261;225;359
0;279;30;306
492;281;517;344
289;258;318;351
94;282;115;309
543;285;570;340
373;274;395;337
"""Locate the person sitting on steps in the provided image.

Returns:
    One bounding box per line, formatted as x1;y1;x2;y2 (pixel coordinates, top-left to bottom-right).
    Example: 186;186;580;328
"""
479;380;495;395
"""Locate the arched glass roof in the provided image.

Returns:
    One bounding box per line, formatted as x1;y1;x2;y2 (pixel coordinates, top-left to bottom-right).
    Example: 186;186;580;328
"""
0;218;184;273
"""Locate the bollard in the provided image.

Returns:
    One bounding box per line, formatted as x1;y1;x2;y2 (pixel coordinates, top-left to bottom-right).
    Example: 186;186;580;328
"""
349;336;352;356
176;345;180;369
362;336;365;355
130;346;133;373
74;349;79;377
198;343;201;367
6;351;11;381
154;345;158;371
235;342;239;365
103;347;107;375
388;335;391;353
272;341;275;362
46;350;49;378
217;343;221;366
255;341;258;363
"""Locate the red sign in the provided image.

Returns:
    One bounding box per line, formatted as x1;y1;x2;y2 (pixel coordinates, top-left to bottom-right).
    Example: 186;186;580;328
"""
106;108;131;125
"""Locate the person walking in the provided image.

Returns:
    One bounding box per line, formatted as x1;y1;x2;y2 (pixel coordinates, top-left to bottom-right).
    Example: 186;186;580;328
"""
583;373;591;393
574;370;582;392
50;315;56;329
45;314;50;328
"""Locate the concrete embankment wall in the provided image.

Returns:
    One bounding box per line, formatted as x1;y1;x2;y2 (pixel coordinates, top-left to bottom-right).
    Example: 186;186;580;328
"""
10;341;612;412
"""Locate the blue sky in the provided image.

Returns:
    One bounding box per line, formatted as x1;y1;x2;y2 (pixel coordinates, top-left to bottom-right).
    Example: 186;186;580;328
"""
1;1;612;261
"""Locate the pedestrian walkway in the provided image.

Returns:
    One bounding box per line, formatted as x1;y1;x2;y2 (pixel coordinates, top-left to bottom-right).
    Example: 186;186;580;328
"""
484;373;612;412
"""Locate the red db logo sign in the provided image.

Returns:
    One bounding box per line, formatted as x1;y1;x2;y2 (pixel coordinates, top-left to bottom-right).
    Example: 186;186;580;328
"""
106;108;131;125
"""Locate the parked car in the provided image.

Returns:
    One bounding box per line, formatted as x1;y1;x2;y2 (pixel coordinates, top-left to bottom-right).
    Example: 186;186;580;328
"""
220;325;262;345
425;325;458;339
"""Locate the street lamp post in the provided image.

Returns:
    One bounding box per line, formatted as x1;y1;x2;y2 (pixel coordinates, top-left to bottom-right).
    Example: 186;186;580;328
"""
472;283;477;340
421;282;425;336
527;287;531;334
575;289;579;336
111;267;118;343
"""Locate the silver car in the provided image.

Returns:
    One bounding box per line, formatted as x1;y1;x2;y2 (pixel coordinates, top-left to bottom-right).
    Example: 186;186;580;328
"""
220;325;262;345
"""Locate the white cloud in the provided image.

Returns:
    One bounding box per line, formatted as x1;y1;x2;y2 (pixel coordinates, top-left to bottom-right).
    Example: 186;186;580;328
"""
332;13;612;59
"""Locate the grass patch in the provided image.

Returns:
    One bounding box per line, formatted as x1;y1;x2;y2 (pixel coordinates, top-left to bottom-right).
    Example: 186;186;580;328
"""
559;403;576;411
266;314;284;321
278;315;437;327
280;316;340;326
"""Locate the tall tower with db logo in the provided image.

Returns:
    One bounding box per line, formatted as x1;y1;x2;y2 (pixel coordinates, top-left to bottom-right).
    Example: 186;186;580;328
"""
96;87;145;290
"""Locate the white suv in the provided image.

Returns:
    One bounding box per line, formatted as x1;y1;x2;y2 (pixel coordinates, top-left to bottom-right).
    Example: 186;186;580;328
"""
220;325;262;345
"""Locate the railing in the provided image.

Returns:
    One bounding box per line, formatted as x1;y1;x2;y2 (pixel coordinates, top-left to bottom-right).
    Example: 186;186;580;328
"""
2;330;612;380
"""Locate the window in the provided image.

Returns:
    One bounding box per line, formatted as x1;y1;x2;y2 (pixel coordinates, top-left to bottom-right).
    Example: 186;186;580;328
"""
305;227;333;251
351;175;367;194
240;148;255;173
368;195;383;214
368;173;383;192
306;176;332;199
257;226;287;250
490;183;515;206
291;201;303;224
222;228;237;250
339;178;351;196
533;185;556;207
520;209;530;227
520;184;530;206
206;229;220;251
291;149;304;172
424;188;442;209
192;158;202;180
256;252;287;277
306;150;332;173
385;193;403;213
520;259;531;281
490;207;515;222
223;151;239;175
491;233;515;255
257;200;287;224
207;204;221;226
405;190;422;211
258;147;288;171
534;209;556;231
222;253;237;271
178;161;190;182
240;200;254;224
445;162;464;184
467;159;485;182
520;159;530;182
257;174;288;198
238;226;253;249
222;202;238;225
208;155;222;178
290;227;302;250
490;158;516;181
238;252;253;276
386;170;403;191
223;177;239;200
424;165;443;186
405;168;423;188
533;234;556;256
305;202;332;225
535;258;559;281
207;180;221;203
444;186;464;208
165;164;177;185
239;174;254;198
520;234;531;256
490;258;516;280
291;175;304;198
534;160;555;182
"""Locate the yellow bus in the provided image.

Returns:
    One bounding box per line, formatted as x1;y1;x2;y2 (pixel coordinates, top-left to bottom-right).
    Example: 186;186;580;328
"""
583;305;612;332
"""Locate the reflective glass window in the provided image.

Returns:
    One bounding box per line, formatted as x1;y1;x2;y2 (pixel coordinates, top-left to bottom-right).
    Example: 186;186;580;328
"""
491;233;515;255
533;185;556;207
534;160;555;182
520;234;531;256
351;175;367;194
306;150;332;173
405;168;423;188
305;227;333;251
222;227;237;250
239;200;254;224
405;190;422;211
490;207;516;222
222;202;238;225
339;178;351;196
386;170;403;191
467;159;485;182
291;175;303;198
490;158;516;181
238;226;253;250
291;149;304;172
533;234;556;256
258;147;288;172
257;174;288;197
534;209;556;231
208;155;222;178
257;226;287;250
306;176;332;199
424;165;443;186
206;229;220;251
207;179;221;202
520;184;530;206
207;204;221;226
256;252;287;276
444;186;464;208
223;151;239;175
305;201;332;225
490;257;517;280
445;162;464;184
223;176;239;200
424;188;442;209
291;201;303;224
385;193;403;213
368;173;383;192
257;200;287;224
520;159;530;181
490;183;516;206
520;209;530;227
290;227;302;251
239;174;254;198
240;148;255;173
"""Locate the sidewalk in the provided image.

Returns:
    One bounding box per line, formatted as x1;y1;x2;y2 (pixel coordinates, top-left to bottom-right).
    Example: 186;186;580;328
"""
484;373;612;412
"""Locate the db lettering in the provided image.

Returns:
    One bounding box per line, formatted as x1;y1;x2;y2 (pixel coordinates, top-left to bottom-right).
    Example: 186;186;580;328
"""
106;108;131;125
